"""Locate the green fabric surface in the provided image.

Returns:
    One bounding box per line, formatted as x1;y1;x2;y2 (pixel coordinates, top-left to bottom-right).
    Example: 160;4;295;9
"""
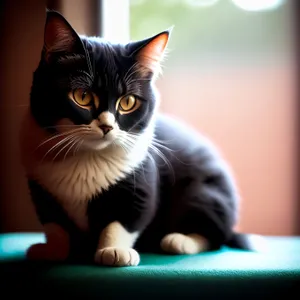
0;233;299;299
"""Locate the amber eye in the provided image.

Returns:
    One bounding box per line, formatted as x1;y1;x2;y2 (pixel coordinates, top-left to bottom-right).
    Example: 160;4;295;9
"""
73;89;93;106
116;95;140;114
69;89;99;109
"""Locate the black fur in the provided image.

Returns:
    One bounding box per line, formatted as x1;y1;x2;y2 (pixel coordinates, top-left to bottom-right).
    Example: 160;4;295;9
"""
26;10;256;262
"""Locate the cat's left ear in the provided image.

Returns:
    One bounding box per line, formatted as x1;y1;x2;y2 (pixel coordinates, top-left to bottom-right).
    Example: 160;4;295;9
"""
128;28;172;76
43;10;86;61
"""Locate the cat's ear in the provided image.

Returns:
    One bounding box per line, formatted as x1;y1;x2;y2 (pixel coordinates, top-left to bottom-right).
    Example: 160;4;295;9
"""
128;29;172;76
43;10;85;61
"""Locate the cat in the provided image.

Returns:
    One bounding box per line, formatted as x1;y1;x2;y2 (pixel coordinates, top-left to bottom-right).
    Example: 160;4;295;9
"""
19;10;258;267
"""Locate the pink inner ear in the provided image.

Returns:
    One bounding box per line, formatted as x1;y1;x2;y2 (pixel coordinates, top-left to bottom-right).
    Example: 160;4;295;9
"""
137;33;169;72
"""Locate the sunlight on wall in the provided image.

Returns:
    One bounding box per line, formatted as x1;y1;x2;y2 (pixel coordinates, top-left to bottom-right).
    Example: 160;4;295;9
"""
129;0;297;235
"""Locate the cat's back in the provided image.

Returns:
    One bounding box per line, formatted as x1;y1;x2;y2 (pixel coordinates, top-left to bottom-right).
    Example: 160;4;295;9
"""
152;113;237;187
154;113;223;163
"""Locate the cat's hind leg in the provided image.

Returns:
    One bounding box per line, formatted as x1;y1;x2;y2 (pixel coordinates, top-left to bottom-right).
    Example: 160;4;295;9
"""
160;232;208;254
160;170;238;255
160;207;232;255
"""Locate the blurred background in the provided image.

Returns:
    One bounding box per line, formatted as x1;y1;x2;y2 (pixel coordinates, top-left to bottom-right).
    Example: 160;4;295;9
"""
0;0;299;236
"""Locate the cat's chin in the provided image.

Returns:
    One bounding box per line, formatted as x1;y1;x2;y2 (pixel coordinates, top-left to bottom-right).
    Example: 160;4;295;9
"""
87;140;112;151
80;133;116;151
81;139;112;151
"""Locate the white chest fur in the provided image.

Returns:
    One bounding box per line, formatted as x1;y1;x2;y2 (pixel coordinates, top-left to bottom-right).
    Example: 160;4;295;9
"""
32;129;153;231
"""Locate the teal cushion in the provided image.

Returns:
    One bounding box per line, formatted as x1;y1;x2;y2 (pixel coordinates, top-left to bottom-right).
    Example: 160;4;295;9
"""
0;233;299;299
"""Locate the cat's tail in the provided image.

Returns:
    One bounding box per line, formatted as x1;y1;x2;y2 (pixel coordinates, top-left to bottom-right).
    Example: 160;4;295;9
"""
225;232;267;252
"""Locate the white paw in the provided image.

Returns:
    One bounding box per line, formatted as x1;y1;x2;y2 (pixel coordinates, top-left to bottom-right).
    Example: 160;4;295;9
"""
160;233;208;254
94;247;140;267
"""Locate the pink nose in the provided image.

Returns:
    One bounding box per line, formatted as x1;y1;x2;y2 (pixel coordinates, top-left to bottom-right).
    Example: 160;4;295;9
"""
99;125;113;135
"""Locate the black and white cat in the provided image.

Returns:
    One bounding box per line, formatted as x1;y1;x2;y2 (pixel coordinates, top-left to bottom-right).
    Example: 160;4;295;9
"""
20;10;257;266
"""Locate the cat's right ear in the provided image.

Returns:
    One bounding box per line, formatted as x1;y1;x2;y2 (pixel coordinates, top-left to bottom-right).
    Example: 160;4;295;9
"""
43;10;85;62
127;28;172;78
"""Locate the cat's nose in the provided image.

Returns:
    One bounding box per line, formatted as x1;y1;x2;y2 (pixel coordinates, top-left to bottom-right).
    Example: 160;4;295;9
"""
99;124;113;135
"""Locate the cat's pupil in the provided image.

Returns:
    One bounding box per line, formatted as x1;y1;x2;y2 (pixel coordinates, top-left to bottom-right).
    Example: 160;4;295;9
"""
82;92;87;100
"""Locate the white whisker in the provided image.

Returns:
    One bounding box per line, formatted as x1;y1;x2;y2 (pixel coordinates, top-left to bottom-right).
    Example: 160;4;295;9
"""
43;124;89;130
52;135;79;162
148;143;175;185
36;128;91;150
123;61;139;83
40;134;76;162
63;136;83;161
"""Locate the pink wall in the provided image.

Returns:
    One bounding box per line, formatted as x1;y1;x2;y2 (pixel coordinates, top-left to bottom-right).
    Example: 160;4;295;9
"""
158;62;298;235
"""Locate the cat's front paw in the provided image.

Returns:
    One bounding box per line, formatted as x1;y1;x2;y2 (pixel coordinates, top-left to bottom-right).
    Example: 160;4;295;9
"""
94;247;140;267
160;233;208;254
26;242;69;261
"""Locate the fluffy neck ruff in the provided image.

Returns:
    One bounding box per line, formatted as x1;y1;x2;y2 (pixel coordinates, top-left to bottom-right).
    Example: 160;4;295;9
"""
29;121;155;231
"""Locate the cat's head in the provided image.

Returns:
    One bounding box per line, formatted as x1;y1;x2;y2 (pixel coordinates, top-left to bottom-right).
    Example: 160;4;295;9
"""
30;10;170;152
